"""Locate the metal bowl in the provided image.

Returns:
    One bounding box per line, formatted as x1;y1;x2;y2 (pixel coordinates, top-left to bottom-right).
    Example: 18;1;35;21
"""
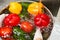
0;1;54;40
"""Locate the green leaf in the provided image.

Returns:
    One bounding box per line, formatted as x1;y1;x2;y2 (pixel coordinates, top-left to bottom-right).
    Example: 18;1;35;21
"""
13;27;26;40
29;28;36;40
13;27;34;40
19;2;30;19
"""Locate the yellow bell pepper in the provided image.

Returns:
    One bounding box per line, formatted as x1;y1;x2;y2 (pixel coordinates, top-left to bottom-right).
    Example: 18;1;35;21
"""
9;2;22;14
27;2;44;16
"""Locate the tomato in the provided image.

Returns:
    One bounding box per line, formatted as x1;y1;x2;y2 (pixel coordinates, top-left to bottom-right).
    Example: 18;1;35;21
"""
34;14;50;28
3;14;20;27
20;21;33;33
0;27;12;38
9;2;22;14
27;2;44;16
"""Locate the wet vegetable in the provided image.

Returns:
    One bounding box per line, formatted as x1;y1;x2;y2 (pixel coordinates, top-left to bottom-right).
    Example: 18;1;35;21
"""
13;27;26;40
0;27;12;38
13;27;34;40
19;2;30;19
34;14;50;28
27;2;44;16
9;2;22;14
20;21;33;33
3;14;20;27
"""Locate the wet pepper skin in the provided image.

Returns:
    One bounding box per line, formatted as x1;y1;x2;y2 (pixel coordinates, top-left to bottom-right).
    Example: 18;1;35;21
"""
3;14;20;27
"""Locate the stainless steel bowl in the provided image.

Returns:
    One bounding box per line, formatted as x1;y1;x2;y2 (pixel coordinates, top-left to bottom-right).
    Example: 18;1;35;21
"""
0;1;54;40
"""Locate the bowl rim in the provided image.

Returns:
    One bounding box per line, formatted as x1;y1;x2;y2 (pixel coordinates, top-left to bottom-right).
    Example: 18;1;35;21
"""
0;1;54;23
